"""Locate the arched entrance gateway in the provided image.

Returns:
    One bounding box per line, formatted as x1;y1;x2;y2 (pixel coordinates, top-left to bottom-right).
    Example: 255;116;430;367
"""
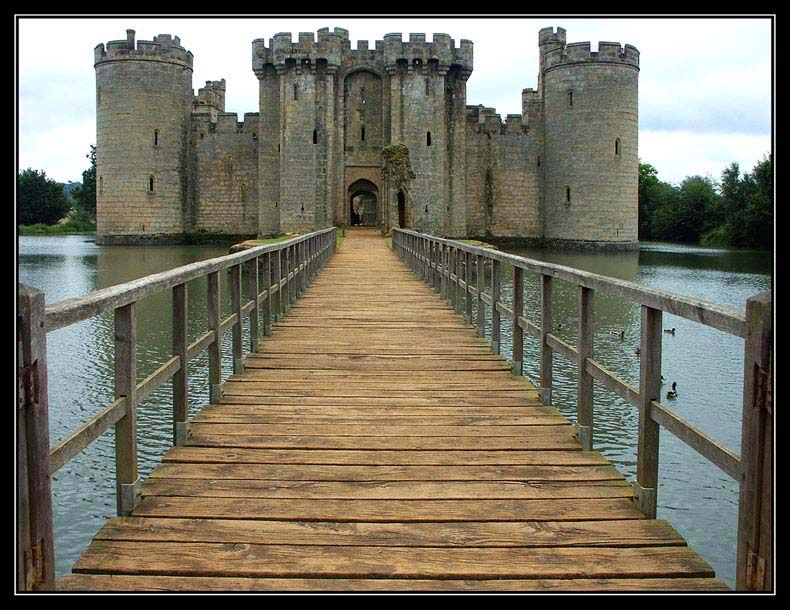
348;179;379;227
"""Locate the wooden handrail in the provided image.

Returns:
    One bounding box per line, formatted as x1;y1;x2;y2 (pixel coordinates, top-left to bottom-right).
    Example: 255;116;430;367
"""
17;228;337;590
392;228;771;591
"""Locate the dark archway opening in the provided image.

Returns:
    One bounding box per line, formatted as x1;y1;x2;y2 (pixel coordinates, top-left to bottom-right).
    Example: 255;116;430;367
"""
348;179;379;227
397;190;406;228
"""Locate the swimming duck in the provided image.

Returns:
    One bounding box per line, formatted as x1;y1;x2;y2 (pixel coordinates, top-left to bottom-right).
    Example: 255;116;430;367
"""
554;323;563;331
666;382;678;399
635;347;640;356
664;328;676;335
609;330;625;339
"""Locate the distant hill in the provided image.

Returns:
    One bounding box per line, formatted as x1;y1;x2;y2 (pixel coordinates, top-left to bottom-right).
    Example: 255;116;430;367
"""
62;181;81;200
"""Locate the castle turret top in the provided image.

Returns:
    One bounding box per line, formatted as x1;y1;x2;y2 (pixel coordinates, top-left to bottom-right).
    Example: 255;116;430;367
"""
95;31;193;68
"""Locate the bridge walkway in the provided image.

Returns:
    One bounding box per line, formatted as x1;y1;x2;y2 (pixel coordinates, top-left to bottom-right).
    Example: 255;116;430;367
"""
58;228;727;591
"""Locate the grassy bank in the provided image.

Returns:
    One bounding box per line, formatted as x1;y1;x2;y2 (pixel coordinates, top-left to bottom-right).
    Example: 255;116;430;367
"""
19;220;96;235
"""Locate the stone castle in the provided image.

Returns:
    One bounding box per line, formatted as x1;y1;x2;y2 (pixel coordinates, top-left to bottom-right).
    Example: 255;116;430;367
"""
93;26;639;247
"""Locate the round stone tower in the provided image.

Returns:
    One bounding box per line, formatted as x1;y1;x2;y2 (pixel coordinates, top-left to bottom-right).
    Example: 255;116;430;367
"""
540;27;640;249
94;30;194;243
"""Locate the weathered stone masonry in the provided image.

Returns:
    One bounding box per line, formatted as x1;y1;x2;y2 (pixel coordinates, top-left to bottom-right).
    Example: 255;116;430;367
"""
94;26;639;248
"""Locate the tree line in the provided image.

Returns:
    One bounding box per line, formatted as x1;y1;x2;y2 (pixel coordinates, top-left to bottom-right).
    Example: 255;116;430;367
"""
17;145;96;231
639;155;772;249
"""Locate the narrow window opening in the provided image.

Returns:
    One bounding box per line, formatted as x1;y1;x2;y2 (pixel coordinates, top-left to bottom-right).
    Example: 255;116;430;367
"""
615;138;621;156
293;84;298;100
361;126;366;142
148;175;156;193
154;129;160;146
568;90;573;106
99;176;103;194
537;155;541;167
426;131;432;146
565;186;571;204
360;87;366;104
313;129;318;144
425;79;430;95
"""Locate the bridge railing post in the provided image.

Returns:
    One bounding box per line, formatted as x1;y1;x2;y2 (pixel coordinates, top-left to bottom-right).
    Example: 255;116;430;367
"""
248;257;260;352
511;265;524;375
540;274;554;405
464;251;472;325
207;271;222;404
172;283;189;445
491;259;501;355
230;264;243;374
634;304;663;518
736;291;772;591
114;303;140;516
577;286;595;451
17;285;56;591
274;249;283;323
475;255;484;337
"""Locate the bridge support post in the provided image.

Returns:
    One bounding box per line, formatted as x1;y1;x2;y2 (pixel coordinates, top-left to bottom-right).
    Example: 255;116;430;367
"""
577;286;594;450
114;303;141;516
634;305;662;518
475;255;484;337
274;250;283;323
248;257;260;352
230;264;244;374
540;274;553;405
511;266;523;375
736;292;772;591
263;252;273;336
17;285;55;591
207;271;222;404
172;283;189;445
491;259;501;355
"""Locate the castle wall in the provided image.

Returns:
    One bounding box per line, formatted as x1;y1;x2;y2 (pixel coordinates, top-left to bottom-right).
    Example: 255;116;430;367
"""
191;113;259;235
95;26;639;249
464;108;543;240
94;32;193;243
542;37;640;246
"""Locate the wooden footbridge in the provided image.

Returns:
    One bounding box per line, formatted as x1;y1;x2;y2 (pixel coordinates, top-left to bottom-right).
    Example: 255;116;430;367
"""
18;228;772;592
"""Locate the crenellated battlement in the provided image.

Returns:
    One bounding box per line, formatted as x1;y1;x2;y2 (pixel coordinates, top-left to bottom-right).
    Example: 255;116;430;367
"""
193;79;226;112
95;30;193;68
542;38;639;72
252;29;472;77
466;105;528;135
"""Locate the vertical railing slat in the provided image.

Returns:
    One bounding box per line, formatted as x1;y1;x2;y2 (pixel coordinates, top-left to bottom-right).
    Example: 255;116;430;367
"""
230;264;243;374
263;251;273;336
172;283;189;445
248;257;260;352
511;266;524;375
114;303;140;517
577;286;595;451
736;292;773;591
475;254;484;337
17;285;55;590
491;259;501;355
207;271;222;404
540;274;554;406
635;304;662;518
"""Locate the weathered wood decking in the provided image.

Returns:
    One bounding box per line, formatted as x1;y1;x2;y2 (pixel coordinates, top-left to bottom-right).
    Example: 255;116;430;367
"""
58;228;728;592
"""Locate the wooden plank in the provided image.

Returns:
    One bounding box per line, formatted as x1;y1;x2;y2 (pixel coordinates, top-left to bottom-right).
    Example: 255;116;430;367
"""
93;517;681;548
132;495;644;522
72;541;716;580
147;463;625;482
183;432;581;451
140;478;633;500
58;573;730;592
161;447;610;466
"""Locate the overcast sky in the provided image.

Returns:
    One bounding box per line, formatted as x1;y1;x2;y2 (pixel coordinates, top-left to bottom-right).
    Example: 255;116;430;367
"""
16;15;773;186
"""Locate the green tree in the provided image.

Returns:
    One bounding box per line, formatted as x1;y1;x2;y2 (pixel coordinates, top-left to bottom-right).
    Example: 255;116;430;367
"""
71;145;97;223
17;168;71;226
741;155;773;248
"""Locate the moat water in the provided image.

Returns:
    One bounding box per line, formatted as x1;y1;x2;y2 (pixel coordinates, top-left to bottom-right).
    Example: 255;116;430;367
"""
17;233;772;589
